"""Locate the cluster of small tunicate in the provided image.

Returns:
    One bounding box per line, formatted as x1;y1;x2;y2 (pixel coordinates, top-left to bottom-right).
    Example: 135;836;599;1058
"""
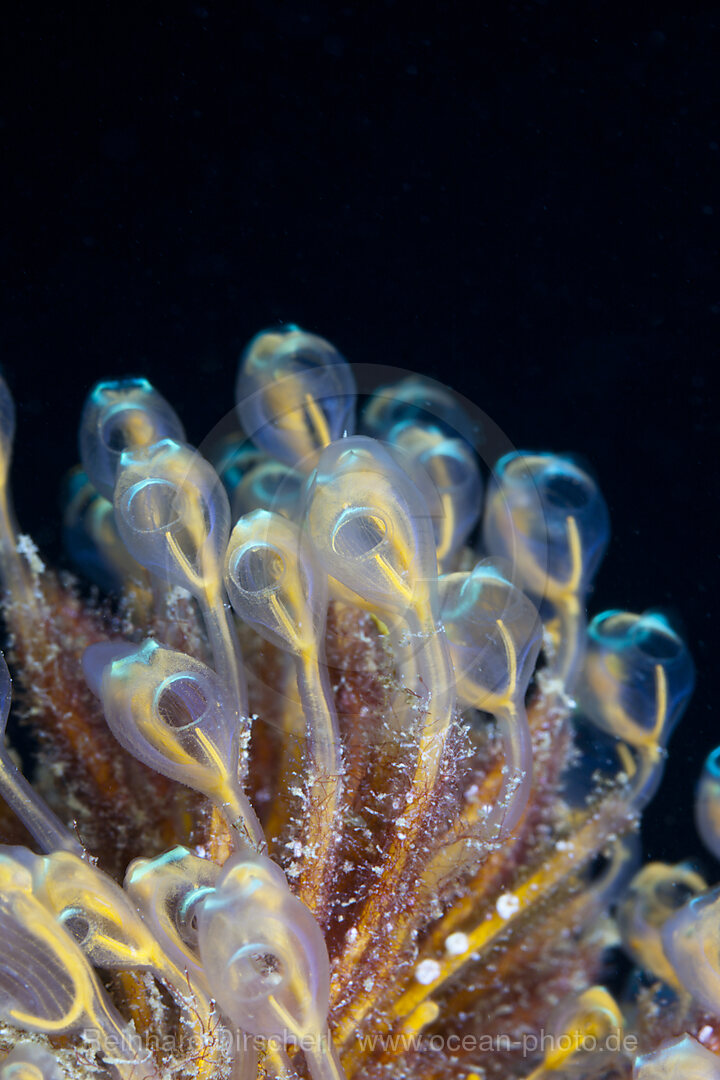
0;325;710;1079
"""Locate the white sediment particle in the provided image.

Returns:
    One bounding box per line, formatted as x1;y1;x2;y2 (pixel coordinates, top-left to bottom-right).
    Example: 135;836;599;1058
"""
536;667;576;712
496;892;521;919
541;624;557;657
166;584;193;605
415;959;442;985
363;978;374;992
16;534;45;574
445;932;469;956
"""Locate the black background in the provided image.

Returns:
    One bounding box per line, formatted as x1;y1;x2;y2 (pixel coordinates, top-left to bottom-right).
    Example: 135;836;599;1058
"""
1;4;717;865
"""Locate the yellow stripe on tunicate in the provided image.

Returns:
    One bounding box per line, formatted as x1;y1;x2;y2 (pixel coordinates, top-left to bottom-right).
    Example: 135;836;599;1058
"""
496;617;517;702
369;612;390;635
563;515;583;594
652;664;667;744
305;392;332;449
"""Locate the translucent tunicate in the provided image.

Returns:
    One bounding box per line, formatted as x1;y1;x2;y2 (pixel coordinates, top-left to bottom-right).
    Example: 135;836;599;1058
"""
362;374;475;446
696;746;720;861
226;510;325;657
533;986;623;1077
79;377;185;501
388;422;482;569
0;884;154;1077
125;846;221;992
616;861;707;986
576;610;695;805
303;436;437;618
225;510;340;900
113;437;250;752
0;654;83;857
303;436;454;788
438;561;542;837
197;851;343;1080
634;1034;720;1079
0;845;196;1014
483;451;609;689
662;883;720;1015
114;438;230;595
236;327;356;470
0;1042;63;1080
483;451;609;599
92;640;260;847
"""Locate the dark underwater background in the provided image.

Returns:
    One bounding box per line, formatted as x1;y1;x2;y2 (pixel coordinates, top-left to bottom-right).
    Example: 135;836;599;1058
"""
0;4;717;869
